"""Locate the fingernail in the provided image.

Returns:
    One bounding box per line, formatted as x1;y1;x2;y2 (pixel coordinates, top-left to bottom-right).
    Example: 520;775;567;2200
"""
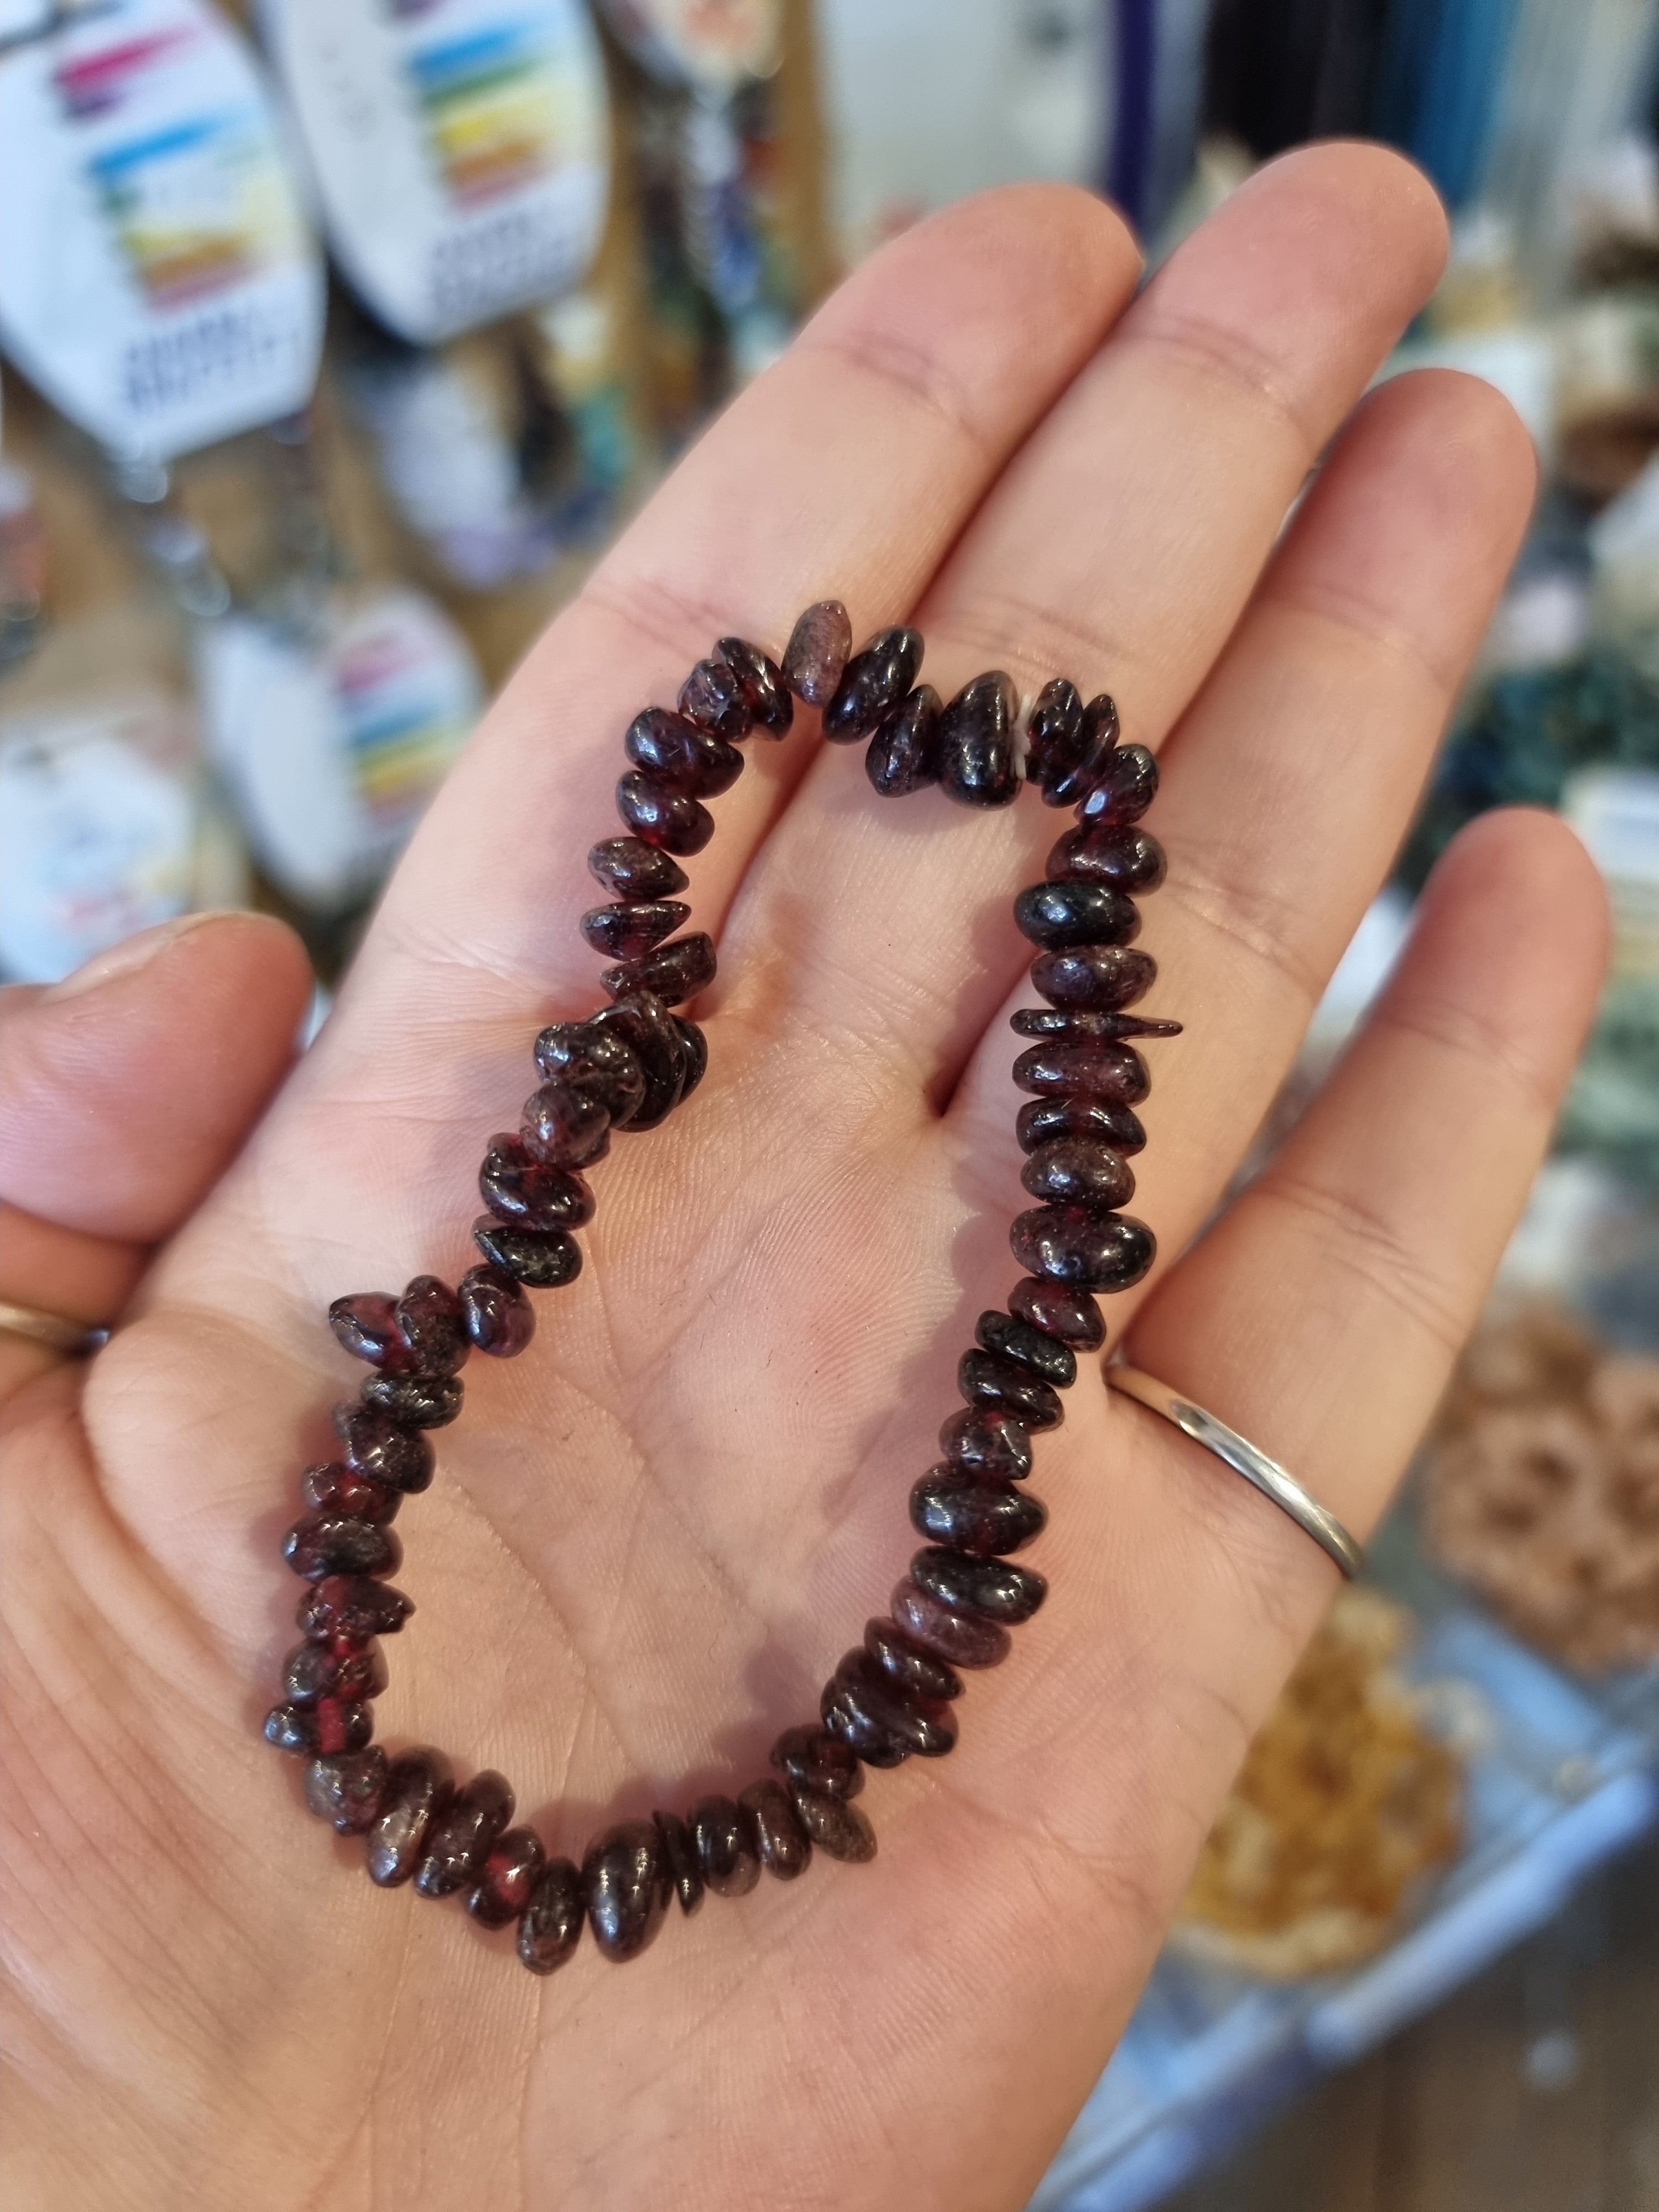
40;911;227;1002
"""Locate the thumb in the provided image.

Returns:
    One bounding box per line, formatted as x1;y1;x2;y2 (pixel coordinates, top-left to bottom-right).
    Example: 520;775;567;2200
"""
0;912;314;1395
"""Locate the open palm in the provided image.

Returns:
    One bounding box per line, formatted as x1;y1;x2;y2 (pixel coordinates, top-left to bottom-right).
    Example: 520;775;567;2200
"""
2;147;1608;2211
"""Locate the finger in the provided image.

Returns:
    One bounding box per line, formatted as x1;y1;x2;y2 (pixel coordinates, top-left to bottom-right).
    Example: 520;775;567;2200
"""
894;812;1606;2206
355;187;1141;1032
723;142;1451;1085
945;366;1538;1323
0;915;313;1398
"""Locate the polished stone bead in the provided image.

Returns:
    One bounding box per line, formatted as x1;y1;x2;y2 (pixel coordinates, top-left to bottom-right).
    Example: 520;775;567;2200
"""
890;1577;1012;1668
865;684;941;795
823;1649;958;1761
652;1809;704;1913
958;1348;1063;1430
769;1723;864;1801
361;1371;463;1429
300;1461;400;1524
335;1405;435;1494
394;1276;469;1375
585;1820;670;1959
284;1513;404;1582
790;1790;877;1862
365;1749;455;1887
1076;744;1158;825
459;1264;536;1357
1044;692;1119;808
281;1636;387;1705
1014;880;1140;950
911;1546;1047;1625
1020;1139;1136;1210
589;995;686;1129
263;1698;372;1756
587;836;690;902
1009;1206;1156;1292
533;1021;646;1126
601;931;716;1007
1009;1276;1106;1351
1023;679;1083;792
626;706;743;794
616;770;716;856
298;1574;414;1642
739;1779;811;1879
1031;944;1159;1013
305;1747;389;1834
673;1016;707;1099
518;1857;586;1974
937;670;1019;806
678;659;752;741
975;1307;1078;1387
717;635;794;734
690;1795;760;1897
1047;820;1166;892
823;627;925;742
467;1827;547;1928
1016;1095;1147;1155
862;1616;963;1702
328;1293;412;1372
480;1134;595;1234
1010;1007;1180;1041
910;1470;1047;1556
675;655;753;741
415;1771;515;1897
579;899;690;959
1013;1039;1150;1104
521;1082;611;1170
472;1215;582;1290
938;1406;1033;1479
782;599;852;705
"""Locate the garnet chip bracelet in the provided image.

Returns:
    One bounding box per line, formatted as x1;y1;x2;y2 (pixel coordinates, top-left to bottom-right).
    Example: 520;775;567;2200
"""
263;599;1180;1974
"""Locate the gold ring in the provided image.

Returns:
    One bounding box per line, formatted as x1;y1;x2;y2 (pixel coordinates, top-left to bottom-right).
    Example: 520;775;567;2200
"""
1107;1363;1363;1578
0;1300;110;1359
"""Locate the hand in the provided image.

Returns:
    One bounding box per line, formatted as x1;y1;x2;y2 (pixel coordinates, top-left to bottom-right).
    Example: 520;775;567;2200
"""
1;146;1607;2211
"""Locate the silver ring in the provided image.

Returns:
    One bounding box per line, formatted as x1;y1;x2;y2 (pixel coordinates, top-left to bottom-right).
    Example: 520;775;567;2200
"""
1105;1364;1363;1579
0;1300;109;1358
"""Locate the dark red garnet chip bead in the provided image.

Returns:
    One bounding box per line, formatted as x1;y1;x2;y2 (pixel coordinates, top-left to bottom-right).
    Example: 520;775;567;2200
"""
865;682;941;795
938;1406;1033;1479
1013;1038;1149;1105
1043;692;1119;809
625;706;744;793
937;670;1019;807
909;1470;1047;1557
653;1809;705;1913
472;1216;582;1290
863;1618;963;1702
781;599;852;706
690;1796;759;1897
1014;880;1140;950
328;1293;412;1372
1009;1275;1106;1352
281;1637;388;1705
615;770;715;857
479;1134;595;1231
1024;678;1083;793
769;1724;864;1801
459;1265;536;1357
1031;943;1159;1013
1020;1138;1136;1211
361;1371;463;1429
305;1747;389;1833
1010;1206;1156;1293
521;1081;612;1170
717;636;794;733
519;1858;586;1974
1016;1095;1146;1156
335;1405;434;1494
584;1820;670;1959
791;1791;877;1861
1076;743;1158;825
677;658;752;741
823;627;924;743
958;1348;1063;1431
366;1750;455;1887
415;1771;515;1897
300;1462;400;1523
298;1574;414;1641
394;1275;469;1374
284;1514;403;1582
579;899;690;959
975;1307;1077;1387
1048;820;1166;893
890;1577;1012;1670
822;1649;958;1763
587;836;689;902
467;1827;547;1928
534;1020;649;1121
601;931;716;1007
910;1546;1048;1626
264;1699;373;1756
739;1780;811;1879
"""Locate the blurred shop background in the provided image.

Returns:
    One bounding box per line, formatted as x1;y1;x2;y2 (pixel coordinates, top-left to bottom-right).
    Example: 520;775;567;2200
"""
2;0;1657;2204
